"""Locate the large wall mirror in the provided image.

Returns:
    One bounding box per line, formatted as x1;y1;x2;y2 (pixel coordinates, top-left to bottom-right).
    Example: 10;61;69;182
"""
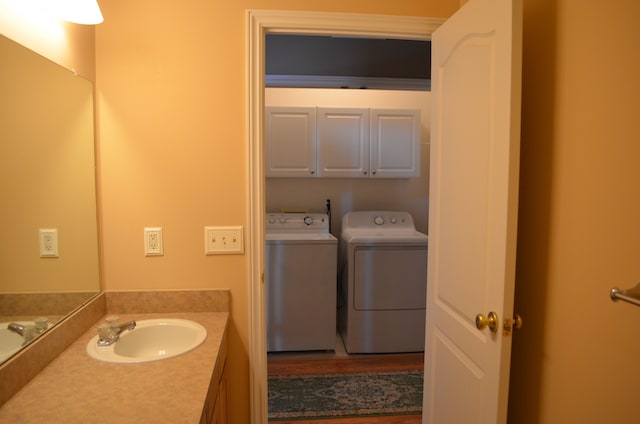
0;35;100;363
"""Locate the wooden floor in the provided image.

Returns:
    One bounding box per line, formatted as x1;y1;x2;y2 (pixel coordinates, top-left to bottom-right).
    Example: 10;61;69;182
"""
269;415;422;424
268;353;424;375
268;353;424;424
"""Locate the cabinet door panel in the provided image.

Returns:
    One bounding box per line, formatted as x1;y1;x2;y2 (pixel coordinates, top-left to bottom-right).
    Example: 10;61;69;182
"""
265;107;317;177
370;109;421;178
317;108;369;177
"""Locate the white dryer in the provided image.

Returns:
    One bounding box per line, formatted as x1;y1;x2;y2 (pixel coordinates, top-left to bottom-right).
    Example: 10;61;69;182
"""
339;211;428;353
266;213;337;352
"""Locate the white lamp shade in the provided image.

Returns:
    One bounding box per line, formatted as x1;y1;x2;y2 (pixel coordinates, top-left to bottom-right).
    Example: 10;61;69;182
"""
56;0;104;25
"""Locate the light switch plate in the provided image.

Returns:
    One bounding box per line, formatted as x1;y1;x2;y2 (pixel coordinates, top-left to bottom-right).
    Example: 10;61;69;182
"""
205;226;244;255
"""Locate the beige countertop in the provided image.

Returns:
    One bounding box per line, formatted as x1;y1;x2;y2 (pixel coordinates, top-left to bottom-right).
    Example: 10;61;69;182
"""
0;312;228;424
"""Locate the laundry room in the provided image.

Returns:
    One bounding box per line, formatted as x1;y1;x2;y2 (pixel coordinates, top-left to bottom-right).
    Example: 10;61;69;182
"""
264;35;431;238
264;34;431;355
265;87;431;236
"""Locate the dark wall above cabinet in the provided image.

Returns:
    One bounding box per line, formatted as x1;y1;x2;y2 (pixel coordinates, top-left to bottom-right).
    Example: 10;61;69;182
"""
265;35;431;91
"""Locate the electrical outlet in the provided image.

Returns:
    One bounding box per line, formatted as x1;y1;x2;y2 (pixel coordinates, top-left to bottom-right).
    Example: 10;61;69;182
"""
144;227;163;256
204;226;244;255
39;228;59;257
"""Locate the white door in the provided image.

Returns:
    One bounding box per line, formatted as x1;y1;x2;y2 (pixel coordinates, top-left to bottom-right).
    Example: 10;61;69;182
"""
423;0;522;423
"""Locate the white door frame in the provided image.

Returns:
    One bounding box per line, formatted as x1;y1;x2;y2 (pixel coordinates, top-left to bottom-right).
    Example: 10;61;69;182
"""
246;10;444;423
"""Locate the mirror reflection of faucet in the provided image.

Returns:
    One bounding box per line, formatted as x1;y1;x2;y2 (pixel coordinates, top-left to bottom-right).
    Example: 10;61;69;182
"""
34;317;49;335
7;317;50;346
7;323;34;345
96;316;136;347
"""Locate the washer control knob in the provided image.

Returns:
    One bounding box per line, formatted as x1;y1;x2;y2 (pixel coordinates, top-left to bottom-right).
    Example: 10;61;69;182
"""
374;216;385;225
268;216;276;224
278;215;287;224
303;216;314;226
390;216;398;224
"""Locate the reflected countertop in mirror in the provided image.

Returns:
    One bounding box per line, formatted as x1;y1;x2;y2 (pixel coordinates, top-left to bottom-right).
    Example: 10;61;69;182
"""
0;35;100;363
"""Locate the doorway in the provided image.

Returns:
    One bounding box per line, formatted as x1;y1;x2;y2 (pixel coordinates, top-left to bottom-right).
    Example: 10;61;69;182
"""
247;10;444;423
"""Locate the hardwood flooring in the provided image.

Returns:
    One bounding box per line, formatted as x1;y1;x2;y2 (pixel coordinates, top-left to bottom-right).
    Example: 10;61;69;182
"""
269;415;422;424
268;353;424;375
268;352;424;424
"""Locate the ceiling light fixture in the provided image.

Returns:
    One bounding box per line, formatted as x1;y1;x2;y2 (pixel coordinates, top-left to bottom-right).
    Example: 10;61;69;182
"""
56;0;104;25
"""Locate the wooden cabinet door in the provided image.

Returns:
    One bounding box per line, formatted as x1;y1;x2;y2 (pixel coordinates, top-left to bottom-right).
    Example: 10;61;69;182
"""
216;368;228;424
370;109;421;178
317;107;369;177
265;107;317;177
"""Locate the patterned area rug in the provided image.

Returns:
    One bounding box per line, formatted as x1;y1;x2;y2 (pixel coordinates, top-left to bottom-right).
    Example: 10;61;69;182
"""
268;370;423;420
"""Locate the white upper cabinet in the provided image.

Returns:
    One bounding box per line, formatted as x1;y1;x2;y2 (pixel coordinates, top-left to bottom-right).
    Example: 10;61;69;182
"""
265;107;317;177
370;109;421;178
317;108;369;177
265;106;420;178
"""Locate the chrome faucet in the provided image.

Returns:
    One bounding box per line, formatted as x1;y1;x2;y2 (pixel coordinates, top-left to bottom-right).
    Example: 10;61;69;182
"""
7;323;28;337
97;320;136;346
7;323;36;345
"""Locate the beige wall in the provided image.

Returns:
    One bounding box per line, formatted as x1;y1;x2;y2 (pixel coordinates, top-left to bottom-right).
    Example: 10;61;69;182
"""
509;0;640;422
6;0;639;422
94;1;458;422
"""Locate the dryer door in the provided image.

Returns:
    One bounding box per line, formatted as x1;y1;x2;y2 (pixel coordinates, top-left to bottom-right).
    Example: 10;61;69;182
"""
353;246;427;311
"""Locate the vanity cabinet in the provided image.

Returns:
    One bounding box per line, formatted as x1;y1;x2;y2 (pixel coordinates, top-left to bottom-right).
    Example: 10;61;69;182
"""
201;330;228;424
265;106;420;178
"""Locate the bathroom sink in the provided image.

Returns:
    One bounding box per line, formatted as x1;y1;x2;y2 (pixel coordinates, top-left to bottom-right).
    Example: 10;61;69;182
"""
86;318;207;364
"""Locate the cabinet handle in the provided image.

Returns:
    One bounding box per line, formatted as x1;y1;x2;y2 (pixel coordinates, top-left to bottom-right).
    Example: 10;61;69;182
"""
363;171;368;175
310;170;315;175
372;170;376;175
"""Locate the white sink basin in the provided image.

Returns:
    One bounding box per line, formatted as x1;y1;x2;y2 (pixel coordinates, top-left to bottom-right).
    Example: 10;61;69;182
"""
86;318;207;364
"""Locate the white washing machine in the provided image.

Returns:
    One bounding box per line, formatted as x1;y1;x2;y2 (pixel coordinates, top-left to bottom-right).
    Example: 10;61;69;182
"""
266;213;337;352
339;211;428;353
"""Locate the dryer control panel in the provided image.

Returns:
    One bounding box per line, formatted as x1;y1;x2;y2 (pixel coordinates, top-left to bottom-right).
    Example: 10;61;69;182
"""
343;211;415;230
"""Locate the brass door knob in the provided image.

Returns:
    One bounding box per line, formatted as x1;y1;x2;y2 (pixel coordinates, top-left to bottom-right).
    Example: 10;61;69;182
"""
502;314;523;335
475;311;499;333
513;314;523;330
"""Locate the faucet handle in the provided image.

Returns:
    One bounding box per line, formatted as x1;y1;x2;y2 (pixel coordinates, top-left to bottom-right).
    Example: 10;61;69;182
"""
106;315;120;328
97;323;114;340
22;325;36;345
34;317;49;334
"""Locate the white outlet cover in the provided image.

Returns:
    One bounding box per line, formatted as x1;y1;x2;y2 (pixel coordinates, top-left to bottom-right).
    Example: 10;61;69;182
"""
39;228;59;257
144;227;163;256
